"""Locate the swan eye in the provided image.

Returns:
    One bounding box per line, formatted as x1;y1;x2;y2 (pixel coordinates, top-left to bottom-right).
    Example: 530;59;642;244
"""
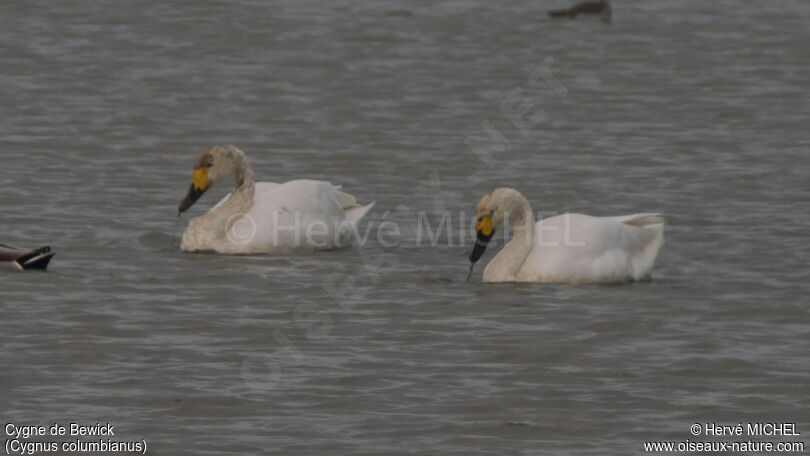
476;215;493;236
191;167;209;191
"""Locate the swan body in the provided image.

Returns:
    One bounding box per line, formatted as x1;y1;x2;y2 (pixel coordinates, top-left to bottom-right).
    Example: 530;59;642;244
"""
469;188;664;283
178;145;373;254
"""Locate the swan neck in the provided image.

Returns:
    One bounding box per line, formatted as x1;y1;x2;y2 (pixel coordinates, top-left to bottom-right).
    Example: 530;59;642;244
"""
225;150;255;216
483;192;534;282
509;198;534;242
195;150;255;228
230;147;255;193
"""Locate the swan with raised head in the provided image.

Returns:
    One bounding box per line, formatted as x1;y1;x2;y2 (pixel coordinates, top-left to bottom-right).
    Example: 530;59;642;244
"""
468;188;664;283
177;145;374;254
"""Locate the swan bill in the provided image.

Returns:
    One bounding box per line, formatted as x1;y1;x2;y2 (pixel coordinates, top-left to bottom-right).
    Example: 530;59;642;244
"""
469;215;495;264
178;168;210;215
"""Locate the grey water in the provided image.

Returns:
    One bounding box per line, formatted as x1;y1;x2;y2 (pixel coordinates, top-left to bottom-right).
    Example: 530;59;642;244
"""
2;0;809;454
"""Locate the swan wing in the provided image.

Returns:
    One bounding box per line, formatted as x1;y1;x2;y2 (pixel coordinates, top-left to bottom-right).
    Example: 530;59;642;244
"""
240;180;373;251
517;213;664;283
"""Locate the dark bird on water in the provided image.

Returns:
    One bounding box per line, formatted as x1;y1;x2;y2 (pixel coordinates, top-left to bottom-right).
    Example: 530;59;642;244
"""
548;0;612;22
0;244;55;270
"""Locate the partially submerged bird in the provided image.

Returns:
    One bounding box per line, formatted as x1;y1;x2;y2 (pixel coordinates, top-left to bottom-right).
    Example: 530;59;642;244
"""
0;244;55;270
467;188;664;283
548;0;612;22
177;145;374;254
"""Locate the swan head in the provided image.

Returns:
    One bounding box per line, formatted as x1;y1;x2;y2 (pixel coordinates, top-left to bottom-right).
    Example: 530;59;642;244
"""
468;187;526;264
177;145;247;215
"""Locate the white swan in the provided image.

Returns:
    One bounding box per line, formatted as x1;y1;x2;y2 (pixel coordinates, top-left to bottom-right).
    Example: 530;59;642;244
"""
177;145;374;254
468;188;664;283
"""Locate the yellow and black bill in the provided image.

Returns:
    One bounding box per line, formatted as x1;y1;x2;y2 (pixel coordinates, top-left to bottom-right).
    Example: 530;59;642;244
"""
469;214;495;264
178;167;210;215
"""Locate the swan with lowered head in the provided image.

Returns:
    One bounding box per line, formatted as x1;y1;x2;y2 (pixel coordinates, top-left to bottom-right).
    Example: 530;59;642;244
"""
468;188;664;283
177;145;374;254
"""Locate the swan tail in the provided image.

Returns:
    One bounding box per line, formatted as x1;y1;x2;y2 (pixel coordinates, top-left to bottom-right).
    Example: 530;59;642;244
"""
335;189;357;209
614;213;664;228
344;201;375;224
334;188;374;223
618;214;664;280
